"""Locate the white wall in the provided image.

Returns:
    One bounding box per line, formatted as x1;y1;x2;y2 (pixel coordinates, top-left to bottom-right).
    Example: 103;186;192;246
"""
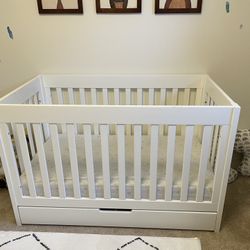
0;0;249;127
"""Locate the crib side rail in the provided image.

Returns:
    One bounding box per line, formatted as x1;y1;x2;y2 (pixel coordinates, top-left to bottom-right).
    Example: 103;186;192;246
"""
0;122;232;206
0;105;233;125
0;76;45;105
0;104;236;207
203;76;237;106
41;74;204;107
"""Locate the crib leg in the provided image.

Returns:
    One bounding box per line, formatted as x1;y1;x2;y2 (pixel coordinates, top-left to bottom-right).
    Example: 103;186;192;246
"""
215;107;241;233
0;124;22;226
214;222;221;233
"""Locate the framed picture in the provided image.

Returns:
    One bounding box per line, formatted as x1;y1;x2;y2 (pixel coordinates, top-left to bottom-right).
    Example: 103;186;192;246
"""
96;0;142;14
155;0;202;14
37;0;83;14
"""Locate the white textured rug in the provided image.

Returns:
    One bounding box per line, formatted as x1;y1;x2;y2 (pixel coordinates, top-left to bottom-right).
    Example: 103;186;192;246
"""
0;231;201;250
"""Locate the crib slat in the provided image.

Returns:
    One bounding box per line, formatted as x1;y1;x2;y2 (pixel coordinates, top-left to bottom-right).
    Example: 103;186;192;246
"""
16;124;36;197
126;88;131;105
125;88;131;135
56;88;66;133
50;124;66;198
29;96;42;148
56;88;64;104
68;88;75;104
160;88;166;105
79;88;86;104
182;89;191;135
103;88;109;105
180;126;194;201
83;124;96;199
33;124;51;198
196;126;213;202
150;125;159;201
91;88;97;105
68;88;78;133
195;88;203;105
209;97;213;106
148;89;155;135
117;125;126;200
204;93;209;105
149;88;154;105
28;96;34;105
28;97;33;105
26;123;36;157
36;91;42;104
134;125;142;200
40;91;52;141
33;93;39;104
102;89;111;134
210;125;219;165
25;98;36;156
113;88;120;135
160;88;166;135
137;88;143;105
11;123;25;173
114;88;120;105
100;124;111;199
166;89;171;105
172;88;178;105
165;126;176;200
67;124;81;198
91;89;99;135
183;89;190;105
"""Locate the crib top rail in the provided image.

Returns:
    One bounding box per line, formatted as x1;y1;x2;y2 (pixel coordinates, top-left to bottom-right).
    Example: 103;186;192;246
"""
42;74;204;89
0;104;234;125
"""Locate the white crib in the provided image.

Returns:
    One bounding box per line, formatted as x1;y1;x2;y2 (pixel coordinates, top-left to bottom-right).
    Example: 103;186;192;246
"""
0;75;240;231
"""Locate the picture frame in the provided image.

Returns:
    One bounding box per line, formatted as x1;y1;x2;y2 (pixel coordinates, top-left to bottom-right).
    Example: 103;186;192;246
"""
155;0;203;14
37;0;83;14
96;0;142;14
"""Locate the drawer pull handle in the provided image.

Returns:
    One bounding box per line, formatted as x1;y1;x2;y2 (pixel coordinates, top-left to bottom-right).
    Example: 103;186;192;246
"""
99;208;132;213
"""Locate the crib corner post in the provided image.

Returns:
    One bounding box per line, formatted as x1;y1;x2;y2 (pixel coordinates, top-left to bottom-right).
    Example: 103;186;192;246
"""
38;75;50;104
214;224;220;233
0;123;22;226
215;106;241;232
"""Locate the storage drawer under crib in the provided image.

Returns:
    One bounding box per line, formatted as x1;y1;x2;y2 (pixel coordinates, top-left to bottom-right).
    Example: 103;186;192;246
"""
18;206;217;231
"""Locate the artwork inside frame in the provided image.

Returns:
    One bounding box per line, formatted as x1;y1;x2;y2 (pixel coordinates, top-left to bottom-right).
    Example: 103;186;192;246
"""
96;0;142;14
155;0;203;14
37;0;83;14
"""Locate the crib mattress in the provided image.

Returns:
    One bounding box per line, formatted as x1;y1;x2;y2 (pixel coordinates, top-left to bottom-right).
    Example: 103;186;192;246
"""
20;134;214;201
